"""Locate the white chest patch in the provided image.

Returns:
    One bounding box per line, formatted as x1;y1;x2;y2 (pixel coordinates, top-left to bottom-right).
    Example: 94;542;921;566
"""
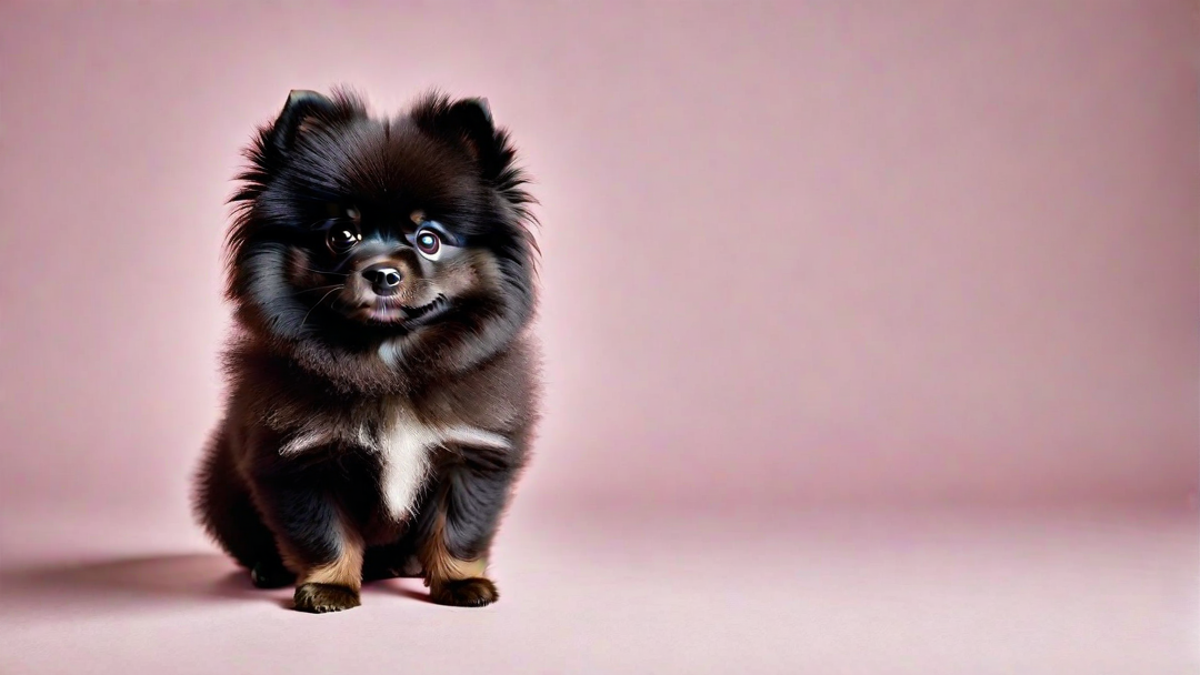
377;413;439;521
376;413;512;522
276;410;513;522
278;423;372;457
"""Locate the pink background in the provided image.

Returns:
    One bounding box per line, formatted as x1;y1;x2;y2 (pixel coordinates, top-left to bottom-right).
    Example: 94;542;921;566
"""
1;2;1197;673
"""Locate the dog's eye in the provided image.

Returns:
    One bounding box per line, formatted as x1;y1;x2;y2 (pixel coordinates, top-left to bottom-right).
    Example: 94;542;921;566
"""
414;229;442;260
326;225;362;254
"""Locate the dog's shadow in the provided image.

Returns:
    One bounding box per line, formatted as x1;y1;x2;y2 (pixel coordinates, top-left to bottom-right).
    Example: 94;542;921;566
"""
0;554;265;612
0;553;430;615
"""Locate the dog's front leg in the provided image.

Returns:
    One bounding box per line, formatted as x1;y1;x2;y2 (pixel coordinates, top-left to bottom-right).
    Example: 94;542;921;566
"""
248;459;364;613
417;442;522;607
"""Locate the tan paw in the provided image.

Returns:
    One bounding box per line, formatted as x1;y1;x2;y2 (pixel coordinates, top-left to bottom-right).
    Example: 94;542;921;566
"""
429;577;499;607
293;582;361;613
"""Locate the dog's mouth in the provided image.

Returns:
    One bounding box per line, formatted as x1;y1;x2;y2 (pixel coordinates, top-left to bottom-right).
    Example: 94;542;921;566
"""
357;294;449;326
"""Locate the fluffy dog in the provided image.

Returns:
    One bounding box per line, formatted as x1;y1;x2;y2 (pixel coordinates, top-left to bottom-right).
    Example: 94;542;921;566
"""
193;88;539;613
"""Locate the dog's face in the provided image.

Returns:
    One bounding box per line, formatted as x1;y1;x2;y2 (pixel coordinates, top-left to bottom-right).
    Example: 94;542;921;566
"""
226;89;536;381
274;171;498;334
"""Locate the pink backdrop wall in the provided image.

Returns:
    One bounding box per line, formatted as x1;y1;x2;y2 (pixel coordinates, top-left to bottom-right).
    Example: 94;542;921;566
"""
1;1;1196;526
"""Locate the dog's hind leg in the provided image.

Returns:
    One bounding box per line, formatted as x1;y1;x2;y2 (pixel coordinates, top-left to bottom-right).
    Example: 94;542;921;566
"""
193;429;295;589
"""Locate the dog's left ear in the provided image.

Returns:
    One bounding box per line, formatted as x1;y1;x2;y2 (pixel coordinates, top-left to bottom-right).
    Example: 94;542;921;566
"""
415;96;509;180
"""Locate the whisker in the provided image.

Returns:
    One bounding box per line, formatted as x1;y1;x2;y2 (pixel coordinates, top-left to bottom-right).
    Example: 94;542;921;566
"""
297;267;349;277
294;284;345;295
300;285;344;330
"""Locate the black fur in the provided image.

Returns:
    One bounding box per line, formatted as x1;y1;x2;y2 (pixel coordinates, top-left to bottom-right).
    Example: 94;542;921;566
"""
192;87;540;612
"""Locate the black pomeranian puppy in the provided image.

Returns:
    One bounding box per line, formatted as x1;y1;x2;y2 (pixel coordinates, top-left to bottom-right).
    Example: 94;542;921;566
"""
192;88;539;613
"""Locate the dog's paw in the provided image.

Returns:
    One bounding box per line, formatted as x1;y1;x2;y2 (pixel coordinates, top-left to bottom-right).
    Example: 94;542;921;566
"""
250;562;296;589
429;577;499;607
293;583;361;613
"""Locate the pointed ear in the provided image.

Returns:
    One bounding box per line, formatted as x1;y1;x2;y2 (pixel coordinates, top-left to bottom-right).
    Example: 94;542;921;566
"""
267;89;338;155
414;96;508;180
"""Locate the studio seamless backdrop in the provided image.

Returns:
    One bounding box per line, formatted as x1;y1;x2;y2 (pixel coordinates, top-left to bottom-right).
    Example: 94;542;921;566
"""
0;1;1196;529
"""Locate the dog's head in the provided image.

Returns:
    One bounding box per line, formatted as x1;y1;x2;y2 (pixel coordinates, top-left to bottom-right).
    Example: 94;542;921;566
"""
225;89;536;386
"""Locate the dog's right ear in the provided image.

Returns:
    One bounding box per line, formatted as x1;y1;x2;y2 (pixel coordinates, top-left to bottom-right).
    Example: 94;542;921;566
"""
267;89;338;155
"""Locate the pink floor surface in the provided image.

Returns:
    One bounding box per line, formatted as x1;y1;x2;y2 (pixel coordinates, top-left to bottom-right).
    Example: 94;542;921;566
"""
1;503;1195;674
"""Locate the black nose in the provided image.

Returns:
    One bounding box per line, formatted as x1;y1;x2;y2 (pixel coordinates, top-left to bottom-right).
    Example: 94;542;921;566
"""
363;264;403;294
